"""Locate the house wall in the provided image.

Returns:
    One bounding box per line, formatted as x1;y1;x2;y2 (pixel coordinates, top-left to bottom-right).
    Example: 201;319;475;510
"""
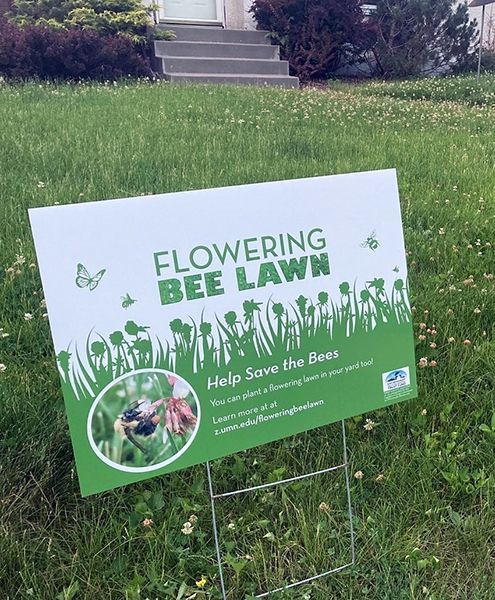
224;0;255;29
243;0;256;29
468;2;495;48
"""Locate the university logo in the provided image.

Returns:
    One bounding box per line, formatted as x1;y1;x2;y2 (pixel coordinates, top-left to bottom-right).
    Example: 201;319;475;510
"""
382;367;410;392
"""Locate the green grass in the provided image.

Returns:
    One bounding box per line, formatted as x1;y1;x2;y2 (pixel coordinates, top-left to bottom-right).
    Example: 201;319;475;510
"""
349;72;495;106
0;75;494;599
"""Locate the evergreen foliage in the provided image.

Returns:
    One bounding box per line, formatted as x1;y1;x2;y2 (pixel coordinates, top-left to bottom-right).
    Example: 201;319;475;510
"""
9;0;168;44
370;0;477;77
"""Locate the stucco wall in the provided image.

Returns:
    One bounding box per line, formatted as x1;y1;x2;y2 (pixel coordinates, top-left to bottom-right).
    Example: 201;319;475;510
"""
243;0;256;29
469;2;495;43
224;0;256;29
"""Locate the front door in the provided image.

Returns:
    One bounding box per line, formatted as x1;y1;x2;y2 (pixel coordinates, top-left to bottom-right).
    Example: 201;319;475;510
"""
160;0;223;24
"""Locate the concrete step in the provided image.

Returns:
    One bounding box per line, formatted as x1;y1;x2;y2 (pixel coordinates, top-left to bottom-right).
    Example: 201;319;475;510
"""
153;24;299;88
160;56;289;75
165;72;299;88
154;40;279;60
158;24;270;44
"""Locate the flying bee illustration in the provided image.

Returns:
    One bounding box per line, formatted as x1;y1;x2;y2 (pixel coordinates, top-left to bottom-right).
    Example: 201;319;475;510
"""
393;266;400;273
114;398;164;453
360;230;380;251
121;293;137;309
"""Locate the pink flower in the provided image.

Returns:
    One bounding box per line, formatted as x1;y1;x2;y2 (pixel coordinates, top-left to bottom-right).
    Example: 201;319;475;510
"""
165;397;197;435
164;374;196;436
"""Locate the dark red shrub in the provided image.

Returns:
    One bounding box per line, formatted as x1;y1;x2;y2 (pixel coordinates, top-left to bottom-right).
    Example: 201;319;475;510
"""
0;19;31;77
0;20;152;79
250;0;374;81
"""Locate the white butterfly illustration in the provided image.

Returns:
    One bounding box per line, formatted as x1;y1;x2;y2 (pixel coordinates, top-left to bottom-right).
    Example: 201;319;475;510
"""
75;263;106;291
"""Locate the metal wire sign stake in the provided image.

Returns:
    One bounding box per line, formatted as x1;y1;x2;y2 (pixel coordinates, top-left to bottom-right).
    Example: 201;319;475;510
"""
206;420;356;598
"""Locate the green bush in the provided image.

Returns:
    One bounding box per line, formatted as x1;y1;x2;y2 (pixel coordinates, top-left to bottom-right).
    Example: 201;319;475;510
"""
369;0;477;78
9;0;172;44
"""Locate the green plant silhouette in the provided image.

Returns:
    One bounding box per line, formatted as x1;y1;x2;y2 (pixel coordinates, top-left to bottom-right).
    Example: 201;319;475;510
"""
59;278;412;402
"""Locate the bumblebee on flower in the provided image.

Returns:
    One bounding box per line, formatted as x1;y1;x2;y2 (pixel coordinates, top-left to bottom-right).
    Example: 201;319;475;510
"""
91;369;199;469
113;374;198;454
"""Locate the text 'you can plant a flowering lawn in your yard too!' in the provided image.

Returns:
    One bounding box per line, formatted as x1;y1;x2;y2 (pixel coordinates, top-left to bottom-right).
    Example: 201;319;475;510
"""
29;169;417;496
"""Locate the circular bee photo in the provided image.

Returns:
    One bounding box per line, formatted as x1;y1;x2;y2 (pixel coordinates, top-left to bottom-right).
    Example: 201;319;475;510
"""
87;369;200;472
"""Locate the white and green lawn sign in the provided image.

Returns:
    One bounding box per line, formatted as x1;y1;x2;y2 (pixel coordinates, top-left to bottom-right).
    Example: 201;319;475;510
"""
29;169;417;496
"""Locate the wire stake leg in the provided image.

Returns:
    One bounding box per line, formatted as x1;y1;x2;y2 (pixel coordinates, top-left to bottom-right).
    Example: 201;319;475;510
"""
206;461;227;600
207;419;355;598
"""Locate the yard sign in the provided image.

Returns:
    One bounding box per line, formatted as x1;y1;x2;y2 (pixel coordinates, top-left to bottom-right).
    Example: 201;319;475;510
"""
30;169;417;496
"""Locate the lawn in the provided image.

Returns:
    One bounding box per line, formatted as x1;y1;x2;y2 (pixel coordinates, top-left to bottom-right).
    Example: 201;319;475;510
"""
0;74;494;600
351;73;495;106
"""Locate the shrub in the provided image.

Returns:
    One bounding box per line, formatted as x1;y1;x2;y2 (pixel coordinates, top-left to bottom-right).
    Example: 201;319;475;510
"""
0;19;28;77
369;0;477;78
0;20;152;79
250;0;374;81
9;0;168;44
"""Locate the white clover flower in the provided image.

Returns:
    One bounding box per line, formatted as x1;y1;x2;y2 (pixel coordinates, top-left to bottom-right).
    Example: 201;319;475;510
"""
24;313;33;321
0;364;6;373
363;419;376;431
181;521;193;535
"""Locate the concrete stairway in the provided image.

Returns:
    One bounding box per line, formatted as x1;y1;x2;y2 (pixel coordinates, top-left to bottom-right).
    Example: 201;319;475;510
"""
153;25;299;88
